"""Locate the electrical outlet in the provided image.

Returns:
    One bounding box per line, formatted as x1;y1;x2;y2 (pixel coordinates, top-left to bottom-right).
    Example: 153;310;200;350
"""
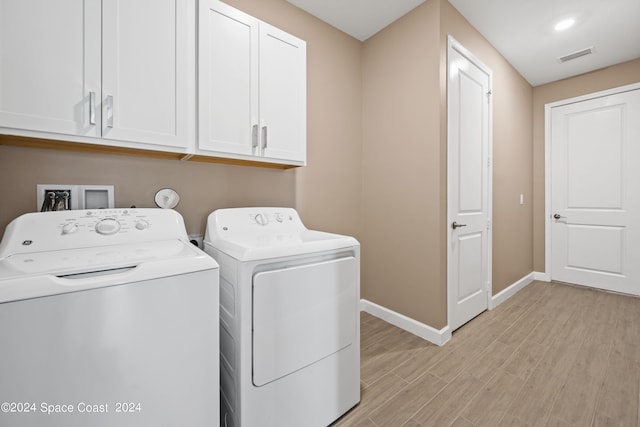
188;234;204;249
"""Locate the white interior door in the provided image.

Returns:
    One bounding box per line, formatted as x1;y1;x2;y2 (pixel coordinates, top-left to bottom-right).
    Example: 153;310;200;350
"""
550;88;640;295
447;38;492;332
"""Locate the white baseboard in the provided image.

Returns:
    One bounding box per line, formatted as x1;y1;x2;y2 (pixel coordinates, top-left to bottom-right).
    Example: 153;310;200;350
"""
361;271;548;346
360;299;451;346
489;272;539;309
534;271;550;282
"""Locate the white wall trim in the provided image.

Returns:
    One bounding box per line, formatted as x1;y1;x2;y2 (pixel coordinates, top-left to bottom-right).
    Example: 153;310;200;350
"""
360;272;549;346
360;300;451;346
489;272;535;309
544;82;640;283
534;271;550;282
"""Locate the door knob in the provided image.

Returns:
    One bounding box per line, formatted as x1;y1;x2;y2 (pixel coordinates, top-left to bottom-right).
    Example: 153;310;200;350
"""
452;221;467;230
553;213;564;220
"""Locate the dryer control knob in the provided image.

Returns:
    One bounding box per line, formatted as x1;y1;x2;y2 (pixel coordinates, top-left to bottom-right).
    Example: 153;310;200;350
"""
95;218;121;235
254;213;268;226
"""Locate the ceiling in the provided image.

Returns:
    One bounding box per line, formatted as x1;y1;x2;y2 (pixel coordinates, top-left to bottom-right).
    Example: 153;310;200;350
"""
286;0;426;42
286;0;640;86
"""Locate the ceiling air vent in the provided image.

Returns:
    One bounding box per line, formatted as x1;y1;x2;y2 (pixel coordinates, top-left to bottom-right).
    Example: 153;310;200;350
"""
558;47;594;63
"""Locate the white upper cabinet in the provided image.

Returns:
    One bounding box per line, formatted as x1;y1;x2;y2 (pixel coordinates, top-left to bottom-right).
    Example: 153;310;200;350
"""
0;0;192;151
101;0;191;148
1;0;305;167
198;2;258;157
199;0;306;166
258;23;306;164
0;0;101;137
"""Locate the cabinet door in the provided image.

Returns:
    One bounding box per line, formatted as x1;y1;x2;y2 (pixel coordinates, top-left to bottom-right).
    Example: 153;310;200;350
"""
102;0;190;148
259;23;306;164
0;0;101;137
198;0;258;156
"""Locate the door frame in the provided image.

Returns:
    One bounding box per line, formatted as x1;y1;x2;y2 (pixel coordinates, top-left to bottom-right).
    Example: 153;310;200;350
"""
544;81;640;281
447;36;494;330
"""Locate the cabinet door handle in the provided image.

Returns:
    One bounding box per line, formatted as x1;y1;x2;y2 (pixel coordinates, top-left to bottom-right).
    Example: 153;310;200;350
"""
262;126;267;149
89;92;96;125
252;124;258;148
106;95;114;128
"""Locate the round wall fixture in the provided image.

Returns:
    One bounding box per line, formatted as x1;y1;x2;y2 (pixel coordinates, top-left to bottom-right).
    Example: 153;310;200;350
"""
154;188;180;209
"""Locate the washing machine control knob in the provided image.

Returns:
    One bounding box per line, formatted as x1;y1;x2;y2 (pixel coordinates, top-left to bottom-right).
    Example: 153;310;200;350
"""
135;219;149;230
61;222;79;235
254;213;268;226
95;218;121;235
275;213;284;223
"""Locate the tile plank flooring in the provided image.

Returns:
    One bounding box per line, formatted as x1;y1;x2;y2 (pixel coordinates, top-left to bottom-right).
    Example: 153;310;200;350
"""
332;281;640;427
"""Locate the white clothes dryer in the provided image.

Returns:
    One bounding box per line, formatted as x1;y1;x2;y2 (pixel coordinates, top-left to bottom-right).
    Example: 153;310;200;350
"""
0;209;219;427
204;207;360;427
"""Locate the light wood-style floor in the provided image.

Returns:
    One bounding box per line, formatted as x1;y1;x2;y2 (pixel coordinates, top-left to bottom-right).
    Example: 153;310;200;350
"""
332;281;640;427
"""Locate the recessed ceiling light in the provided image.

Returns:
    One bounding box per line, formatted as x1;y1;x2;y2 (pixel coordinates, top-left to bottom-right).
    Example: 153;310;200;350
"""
554;18;575;32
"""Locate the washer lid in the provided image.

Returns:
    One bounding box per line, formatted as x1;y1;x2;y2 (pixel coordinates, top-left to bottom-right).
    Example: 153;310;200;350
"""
0;208;190;258
1;239;198;278
0;239;218;304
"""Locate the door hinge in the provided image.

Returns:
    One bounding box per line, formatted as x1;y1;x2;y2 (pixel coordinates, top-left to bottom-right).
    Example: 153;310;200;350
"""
486;219;491;230
486;89;492;103
487;156;491;168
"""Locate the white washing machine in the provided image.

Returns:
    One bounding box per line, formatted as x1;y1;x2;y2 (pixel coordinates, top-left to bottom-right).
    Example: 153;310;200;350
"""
0;208;219;427
204;207;360;427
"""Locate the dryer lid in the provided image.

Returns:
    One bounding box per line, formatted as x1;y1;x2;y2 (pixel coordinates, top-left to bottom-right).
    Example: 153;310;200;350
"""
206;229;358;261
204;207;359;261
